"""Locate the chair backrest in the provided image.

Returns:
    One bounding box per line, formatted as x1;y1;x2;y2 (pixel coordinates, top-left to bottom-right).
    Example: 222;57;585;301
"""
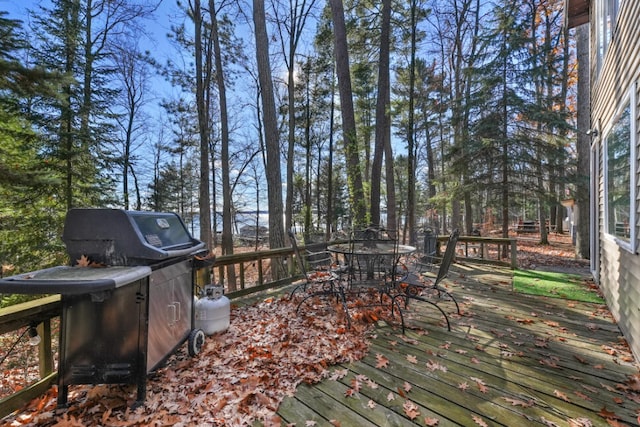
288;230;309;277
422;228;437;262
434;229;459;286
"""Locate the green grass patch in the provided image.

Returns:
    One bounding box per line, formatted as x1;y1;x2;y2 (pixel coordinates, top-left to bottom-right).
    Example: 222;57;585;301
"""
513;269;605;304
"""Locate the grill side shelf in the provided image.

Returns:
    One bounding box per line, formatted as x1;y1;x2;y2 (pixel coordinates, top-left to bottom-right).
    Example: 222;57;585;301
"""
0;266;152;295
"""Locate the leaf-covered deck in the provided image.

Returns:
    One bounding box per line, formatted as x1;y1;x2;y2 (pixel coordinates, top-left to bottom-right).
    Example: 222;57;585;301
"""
275;263;640;426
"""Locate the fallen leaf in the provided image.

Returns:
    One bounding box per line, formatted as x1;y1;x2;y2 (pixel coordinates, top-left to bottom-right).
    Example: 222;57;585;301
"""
541;416;560;426
403;400;420;420
540;358;559;368
76;255;91;267
568;418;592;427
597;406;619;419
502;397;534;407
574;391;592;401
472;414;488;426
471;377;488;393
344;388;357;398
375;353;390;369
574;355;589;364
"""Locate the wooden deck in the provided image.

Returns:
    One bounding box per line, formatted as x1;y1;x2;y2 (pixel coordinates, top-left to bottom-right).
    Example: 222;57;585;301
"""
274;263;640;426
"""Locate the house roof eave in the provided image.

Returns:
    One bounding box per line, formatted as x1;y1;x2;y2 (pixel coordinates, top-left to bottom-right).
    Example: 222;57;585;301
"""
565;0;590;29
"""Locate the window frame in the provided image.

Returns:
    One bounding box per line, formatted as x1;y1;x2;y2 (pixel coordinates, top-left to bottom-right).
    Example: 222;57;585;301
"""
590;139;599;278
603;85;637;254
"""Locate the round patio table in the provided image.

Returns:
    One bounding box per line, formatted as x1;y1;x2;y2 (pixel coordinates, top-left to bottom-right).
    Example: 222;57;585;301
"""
328;242;416;282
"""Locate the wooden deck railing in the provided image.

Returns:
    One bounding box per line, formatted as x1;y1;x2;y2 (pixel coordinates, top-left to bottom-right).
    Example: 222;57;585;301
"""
443;235;517;269
0;235;516;418
0;295;61;418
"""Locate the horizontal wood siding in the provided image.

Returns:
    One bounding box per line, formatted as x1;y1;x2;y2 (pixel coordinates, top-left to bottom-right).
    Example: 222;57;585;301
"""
591;0;640;360
591;1;640;125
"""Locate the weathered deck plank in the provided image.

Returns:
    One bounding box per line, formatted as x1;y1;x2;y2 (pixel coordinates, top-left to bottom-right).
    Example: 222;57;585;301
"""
274;263;640;426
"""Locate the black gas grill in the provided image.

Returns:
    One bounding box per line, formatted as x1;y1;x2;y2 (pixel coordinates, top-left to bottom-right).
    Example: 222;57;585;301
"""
0;209;210;407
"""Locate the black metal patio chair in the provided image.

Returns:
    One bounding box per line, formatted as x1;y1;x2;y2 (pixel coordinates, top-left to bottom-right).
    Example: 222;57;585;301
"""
392;229;461;331
287;230;351;328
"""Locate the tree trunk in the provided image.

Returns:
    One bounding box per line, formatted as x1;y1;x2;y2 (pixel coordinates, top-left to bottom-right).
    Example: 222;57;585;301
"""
329;0;366;227
370;0;391;229
253;0;287;278
210;0;235;286
285;38;295;238
406;0;418;245
193;0;212;252
325;67;335;241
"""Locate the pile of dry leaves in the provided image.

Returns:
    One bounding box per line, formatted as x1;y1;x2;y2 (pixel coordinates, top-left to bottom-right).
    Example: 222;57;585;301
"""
3;294;385;426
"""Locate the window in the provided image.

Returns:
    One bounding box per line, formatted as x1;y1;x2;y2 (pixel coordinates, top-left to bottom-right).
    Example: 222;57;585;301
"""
604;88;636;252
595;0;621;75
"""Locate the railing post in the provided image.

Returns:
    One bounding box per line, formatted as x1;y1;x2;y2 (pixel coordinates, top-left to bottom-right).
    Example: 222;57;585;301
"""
510;238;517;269
239;263;246;289
37;320;53;377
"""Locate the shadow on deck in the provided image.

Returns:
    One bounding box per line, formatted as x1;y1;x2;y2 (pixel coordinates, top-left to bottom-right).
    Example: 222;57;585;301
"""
275;262;639;426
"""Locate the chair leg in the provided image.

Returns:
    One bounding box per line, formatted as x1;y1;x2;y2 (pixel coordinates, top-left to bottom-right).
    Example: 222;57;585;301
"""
391;293;451;332
289;282;307;300
336;287;351;330
432;285;461;314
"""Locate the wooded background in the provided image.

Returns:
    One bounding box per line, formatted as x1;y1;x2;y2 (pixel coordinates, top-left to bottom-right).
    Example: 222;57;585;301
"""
0;0;582;277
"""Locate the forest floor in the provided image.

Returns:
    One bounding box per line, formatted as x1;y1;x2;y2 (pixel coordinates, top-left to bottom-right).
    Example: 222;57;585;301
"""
511;231;591;275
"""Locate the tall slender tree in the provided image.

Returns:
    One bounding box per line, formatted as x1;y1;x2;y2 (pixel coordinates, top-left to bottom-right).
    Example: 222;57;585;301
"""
328;0;366;227
112;39;150;210
272;0;317;236
190;0;213;249
253;0;287;275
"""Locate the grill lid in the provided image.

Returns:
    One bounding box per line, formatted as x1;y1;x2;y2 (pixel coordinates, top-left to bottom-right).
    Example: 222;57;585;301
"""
63;209;206;266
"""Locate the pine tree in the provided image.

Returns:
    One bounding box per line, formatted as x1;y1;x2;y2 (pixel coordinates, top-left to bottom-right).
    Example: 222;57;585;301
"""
0;13;66;273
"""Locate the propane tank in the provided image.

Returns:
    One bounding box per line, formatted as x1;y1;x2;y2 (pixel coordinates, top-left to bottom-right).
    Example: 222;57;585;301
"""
195;285;230;335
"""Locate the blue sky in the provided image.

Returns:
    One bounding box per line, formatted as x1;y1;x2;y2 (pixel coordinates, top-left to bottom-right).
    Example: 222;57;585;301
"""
1;0;30;19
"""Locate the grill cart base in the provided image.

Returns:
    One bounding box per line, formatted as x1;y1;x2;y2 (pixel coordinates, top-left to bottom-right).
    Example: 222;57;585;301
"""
58;271;149;407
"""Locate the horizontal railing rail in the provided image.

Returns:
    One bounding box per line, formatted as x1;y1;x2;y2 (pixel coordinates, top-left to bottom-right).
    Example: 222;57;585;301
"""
441;235;518;269
0;235;516;418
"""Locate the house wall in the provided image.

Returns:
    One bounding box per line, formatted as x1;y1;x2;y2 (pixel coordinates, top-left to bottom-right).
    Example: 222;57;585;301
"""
590;0;640;359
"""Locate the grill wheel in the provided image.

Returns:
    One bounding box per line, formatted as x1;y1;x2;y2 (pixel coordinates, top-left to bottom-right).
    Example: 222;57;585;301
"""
188;328;206;356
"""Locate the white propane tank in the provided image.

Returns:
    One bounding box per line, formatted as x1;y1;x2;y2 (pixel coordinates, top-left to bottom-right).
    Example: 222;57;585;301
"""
195;285;230;335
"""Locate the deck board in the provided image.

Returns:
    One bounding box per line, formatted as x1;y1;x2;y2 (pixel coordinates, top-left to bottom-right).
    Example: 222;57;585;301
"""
272;263;640;426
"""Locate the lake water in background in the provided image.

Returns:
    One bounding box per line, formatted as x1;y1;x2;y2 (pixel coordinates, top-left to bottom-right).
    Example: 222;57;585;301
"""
187;212;273;236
